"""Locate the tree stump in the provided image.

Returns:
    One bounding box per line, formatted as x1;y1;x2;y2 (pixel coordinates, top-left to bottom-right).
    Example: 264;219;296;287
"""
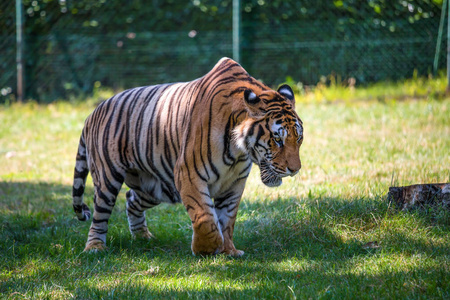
387;183;450;210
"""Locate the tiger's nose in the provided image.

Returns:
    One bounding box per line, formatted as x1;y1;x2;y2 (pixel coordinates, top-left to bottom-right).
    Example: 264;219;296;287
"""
286;167;300;176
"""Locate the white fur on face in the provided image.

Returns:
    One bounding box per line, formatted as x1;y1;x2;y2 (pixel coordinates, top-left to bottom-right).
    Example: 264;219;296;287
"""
294;120;303;138
233;120;255;152
271;122;287;142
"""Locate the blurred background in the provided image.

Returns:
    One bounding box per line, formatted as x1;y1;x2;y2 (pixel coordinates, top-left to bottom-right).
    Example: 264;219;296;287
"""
0;0;446;103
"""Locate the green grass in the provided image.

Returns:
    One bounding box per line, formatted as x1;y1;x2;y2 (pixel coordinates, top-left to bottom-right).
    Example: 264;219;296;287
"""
0;81;449;299
290;72;448;103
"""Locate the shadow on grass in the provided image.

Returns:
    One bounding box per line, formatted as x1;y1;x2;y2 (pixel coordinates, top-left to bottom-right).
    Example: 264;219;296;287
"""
237;194;449;261
1;181;449;258
1;181;449;298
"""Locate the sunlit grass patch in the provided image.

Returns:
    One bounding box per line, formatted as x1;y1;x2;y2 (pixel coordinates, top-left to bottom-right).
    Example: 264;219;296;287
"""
291;73;448;103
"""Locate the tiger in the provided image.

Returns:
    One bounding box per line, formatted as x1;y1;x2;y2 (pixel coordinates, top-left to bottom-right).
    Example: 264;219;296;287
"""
72;57;303;257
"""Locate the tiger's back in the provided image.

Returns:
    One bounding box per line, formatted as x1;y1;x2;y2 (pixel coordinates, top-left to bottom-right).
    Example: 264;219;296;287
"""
72;57;303;256
81;82;189;204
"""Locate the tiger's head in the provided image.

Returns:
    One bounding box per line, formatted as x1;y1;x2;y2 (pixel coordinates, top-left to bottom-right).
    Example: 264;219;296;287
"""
233;84;303;187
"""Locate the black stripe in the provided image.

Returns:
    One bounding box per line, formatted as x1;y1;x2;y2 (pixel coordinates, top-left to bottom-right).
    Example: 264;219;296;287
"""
72;185;85;197
92;218;110;224
222;114;235;166
207;95;220;181
94;200;113;214
127;201;143;213
130;219;146;228
192;150;208;182
73;204;83;213
127;210;142;218
239;162;252;176
113;88;139;137
199;125;210;180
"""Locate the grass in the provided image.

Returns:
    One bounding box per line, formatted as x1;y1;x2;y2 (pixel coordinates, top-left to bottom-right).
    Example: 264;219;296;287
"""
289;72;448;104
0;78;449;299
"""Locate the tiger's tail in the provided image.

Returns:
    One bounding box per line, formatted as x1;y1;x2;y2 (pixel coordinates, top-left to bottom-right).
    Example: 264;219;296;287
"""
72;134;91;221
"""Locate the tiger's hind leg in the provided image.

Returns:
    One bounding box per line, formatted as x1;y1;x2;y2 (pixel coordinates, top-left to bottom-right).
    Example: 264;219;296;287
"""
84;166;125;252
126;189;155;240
124;170;160;240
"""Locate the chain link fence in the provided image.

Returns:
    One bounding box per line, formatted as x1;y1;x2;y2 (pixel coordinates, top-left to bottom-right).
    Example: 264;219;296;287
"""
0;1;17;101
0;0;446;102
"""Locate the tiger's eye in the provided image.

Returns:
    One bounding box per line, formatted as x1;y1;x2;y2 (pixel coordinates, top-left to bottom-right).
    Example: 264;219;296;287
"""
274;136;283;146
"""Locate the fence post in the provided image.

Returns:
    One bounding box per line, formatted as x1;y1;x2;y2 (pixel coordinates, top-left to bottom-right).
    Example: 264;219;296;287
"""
447;0;450;92
232;0;240;63
15;0;24;102
434;0;447;75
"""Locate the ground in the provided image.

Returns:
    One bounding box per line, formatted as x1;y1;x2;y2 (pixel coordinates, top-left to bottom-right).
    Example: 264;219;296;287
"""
0;84;449;298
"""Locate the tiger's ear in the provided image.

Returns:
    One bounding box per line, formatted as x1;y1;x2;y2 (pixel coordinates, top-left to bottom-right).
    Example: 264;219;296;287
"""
243;89;266;117
277;84;295;105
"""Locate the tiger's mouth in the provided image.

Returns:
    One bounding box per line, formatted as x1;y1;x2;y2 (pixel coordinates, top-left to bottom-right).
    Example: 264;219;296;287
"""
259;160;282;187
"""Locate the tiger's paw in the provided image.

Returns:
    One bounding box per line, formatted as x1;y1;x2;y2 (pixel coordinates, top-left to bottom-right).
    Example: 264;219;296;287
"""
131;227;154;240
84;241;107;252
221;249;245;257
218;238;244;257
191;233;224;256
191;242;222;256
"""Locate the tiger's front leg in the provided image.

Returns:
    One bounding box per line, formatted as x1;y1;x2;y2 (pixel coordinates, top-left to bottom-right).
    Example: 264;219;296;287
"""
175;167;224;256
214;178;247;257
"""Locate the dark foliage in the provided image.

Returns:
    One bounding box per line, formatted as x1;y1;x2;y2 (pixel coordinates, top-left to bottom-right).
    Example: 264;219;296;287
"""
0;0;445;102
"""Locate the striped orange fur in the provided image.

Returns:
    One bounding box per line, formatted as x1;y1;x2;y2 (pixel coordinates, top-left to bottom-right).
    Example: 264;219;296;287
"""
72;58;303;256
